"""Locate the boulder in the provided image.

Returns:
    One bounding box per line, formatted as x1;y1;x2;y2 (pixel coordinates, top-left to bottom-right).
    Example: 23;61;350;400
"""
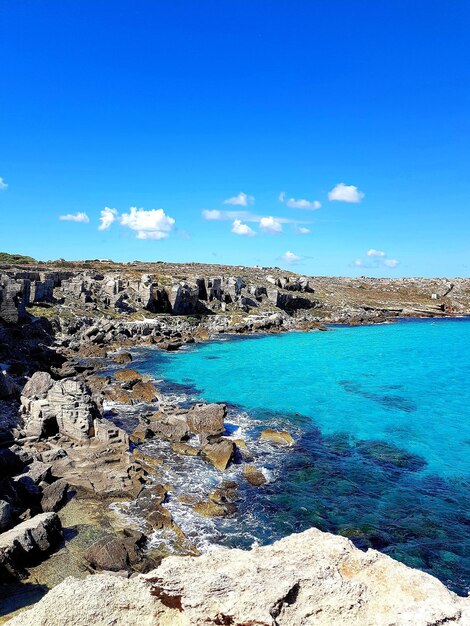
113;352;133;364
192;500;229;517
84;530;148;573
186;403;226;437
201;439;235;471
147;413;189;442
244;464;267;486
21;371;53;400
19;460;52;484
41;479;69;513
114;369;144;385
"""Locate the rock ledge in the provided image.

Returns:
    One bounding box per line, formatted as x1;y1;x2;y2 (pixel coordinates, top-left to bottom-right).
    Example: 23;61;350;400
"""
7;527;470;626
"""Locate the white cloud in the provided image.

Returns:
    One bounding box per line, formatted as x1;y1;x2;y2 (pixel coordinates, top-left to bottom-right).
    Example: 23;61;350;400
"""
202;209;224;220
384;258;399;268
231;219;256;237
259;216;282;233
278;191;286;202
296;226;311;234
223;192;254;206
282;251;301;263
0;177;8;190
353;258;366;267
98;207;118;231
328;183;365;203
120;207;175;240
367;248;385;258
59;212;90;223
286;197;321;210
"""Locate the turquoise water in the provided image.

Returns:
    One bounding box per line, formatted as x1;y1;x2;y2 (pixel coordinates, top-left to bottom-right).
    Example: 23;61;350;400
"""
139;319;470;594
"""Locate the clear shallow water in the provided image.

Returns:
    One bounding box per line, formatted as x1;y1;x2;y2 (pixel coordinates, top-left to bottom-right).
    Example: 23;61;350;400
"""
136;319;470;595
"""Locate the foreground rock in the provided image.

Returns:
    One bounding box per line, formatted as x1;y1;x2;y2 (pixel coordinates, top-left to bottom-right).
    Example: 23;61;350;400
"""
7;527;470;625
0;512;62;580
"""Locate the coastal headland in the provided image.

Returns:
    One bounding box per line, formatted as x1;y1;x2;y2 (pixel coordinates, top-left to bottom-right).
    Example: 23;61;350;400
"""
1;254;469;624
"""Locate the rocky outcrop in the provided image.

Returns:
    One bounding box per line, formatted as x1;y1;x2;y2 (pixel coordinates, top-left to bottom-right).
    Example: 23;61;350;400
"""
21;377;97;440
8;527;470;625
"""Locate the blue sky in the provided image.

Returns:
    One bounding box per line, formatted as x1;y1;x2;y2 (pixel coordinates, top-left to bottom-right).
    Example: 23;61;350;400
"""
0;1;469;276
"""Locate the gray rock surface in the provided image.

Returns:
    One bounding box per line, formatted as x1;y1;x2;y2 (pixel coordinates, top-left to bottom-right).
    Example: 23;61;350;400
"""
0;512;62;580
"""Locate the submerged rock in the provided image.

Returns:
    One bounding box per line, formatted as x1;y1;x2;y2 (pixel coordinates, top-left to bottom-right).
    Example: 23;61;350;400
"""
260;428;295;446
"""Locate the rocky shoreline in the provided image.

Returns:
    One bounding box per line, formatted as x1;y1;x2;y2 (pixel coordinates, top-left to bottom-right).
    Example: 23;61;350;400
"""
1;260;470;624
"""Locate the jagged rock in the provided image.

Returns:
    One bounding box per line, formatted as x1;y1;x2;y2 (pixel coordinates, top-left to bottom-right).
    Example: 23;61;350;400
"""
19;460;52;484
201;438;235;471
186;403;226;436
145;505;173;530
0;512;62;581
260;428;295;446
41;479;69;512
9;527;470;625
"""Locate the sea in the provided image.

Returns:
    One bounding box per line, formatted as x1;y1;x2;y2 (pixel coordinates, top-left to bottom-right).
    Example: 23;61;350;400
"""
124;318;470;595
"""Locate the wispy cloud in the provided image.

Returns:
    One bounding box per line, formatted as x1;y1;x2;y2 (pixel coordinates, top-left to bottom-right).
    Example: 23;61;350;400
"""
231;219;256;237
286;197;321;210
281;251;301;263
0;177;8;190
367;248;385;257
59;212;90;223
120;207;175;240
353;250;400;270
296;226;311;235
278;191;286;202
223;192;254;207
328;182;364;203
259;216;282;233
98;207;118;231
